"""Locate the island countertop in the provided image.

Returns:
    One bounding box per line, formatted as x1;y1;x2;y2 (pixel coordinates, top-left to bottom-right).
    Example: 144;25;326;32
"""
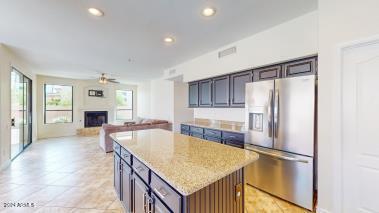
110;129;259;196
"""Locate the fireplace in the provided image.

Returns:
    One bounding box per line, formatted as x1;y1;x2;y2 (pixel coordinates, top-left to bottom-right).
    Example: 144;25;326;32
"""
84;111;108;128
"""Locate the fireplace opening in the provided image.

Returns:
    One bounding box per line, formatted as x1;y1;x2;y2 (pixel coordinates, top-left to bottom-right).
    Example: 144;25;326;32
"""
84;111;108;128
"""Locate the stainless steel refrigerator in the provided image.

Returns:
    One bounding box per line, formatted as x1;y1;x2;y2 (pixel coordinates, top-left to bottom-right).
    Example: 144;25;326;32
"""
244;75;316;210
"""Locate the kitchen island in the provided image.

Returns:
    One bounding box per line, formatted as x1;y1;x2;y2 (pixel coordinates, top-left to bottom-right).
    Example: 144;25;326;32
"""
111;129;259;213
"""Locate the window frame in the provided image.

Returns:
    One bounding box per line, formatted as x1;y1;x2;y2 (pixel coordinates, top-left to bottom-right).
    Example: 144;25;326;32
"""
115;90;133;121
44;84;74;124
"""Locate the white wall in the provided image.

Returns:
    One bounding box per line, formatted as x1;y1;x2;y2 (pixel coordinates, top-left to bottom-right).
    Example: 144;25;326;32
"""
317;1;379;212
136;78;193;131
163;11;318;122
136;81;151;118
36;75;138;139
148;79;174;122
173;81;194;132
0;44;37;170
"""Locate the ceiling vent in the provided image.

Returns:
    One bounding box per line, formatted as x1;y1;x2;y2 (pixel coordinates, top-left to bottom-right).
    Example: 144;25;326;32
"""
218;46;237;58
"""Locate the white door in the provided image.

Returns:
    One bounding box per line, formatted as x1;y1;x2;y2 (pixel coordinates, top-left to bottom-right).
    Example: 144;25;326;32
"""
342;40;379;212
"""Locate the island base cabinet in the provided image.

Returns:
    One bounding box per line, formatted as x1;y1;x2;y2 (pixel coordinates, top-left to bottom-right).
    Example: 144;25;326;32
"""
133;174;150;213
184;169;244;213
114;154;121;200
121;161;133;212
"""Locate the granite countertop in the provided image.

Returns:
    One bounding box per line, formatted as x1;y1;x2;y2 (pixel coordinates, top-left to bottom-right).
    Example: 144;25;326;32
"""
181;118;246;133
110;129;259;196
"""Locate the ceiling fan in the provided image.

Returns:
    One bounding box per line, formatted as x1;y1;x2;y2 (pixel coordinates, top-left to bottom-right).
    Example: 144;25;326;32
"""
98;73;120;84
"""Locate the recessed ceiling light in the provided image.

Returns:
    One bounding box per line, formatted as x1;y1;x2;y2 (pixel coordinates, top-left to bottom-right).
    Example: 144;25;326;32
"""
88;8;104;17
164;37;175;43
202;7;216;17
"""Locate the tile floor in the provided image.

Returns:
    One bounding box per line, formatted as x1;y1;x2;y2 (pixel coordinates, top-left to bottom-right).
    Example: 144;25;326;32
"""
0;136;312;213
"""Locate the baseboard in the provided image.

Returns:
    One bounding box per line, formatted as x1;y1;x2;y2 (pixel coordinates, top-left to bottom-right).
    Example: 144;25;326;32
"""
0;159;11;171
317;207;332;213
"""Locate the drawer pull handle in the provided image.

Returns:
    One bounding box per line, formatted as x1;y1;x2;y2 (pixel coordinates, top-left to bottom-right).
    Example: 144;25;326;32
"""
143;192;147;213
229;136;236;138
154;187;168;199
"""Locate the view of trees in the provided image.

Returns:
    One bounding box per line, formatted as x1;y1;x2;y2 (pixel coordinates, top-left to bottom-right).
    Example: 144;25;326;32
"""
45;85;73;123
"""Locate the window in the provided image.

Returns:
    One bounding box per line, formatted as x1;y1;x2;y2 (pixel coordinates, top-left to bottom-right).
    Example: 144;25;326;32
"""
44;84;73;124
116;90;133;120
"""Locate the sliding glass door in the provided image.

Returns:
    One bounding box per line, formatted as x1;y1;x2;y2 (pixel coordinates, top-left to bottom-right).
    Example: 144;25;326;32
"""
11;68;32;159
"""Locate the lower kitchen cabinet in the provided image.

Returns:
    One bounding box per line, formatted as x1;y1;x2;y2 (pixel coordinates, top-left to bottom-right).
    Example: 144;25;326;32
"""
114;153;121;200
180;124;244;148
121;160;133;212
113;140;245;213
133;173;150;213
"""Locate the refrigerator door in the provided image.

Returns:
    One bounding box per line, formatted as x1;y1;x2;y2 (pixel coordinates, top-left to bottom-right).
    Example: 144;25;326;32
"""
274;75;315;157
245;81;274;148
245;144;314;210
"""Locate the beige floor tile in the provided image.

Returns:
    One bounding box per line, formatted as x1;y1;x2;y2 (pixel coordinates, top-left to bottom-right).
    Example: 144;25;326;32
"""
19;186;71;207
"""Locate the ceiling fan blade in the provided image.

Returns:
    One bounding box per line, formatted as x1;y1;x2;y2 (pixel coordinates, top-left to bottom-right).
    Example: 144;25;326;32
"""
108;80;120;84
107;78;117;81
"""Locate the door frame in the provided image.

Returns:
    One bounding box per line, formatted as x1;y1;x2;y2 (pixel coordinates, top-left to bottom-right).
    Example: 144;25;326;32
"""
325;34;379;213
10;67;33;160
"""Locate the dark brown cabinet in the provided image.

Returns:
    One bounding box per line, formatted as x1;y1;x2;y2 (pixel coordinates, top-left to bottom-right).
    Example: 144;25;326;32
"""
253;65;281;81
181;124;244;148
121;161;132;212
133;173;150;213
212;75;230;107
114;154;121;200
188;82;199;107
230;71;252;107
187;55;317;108
199;79;212;107
283;57;317;77
114;140;245;213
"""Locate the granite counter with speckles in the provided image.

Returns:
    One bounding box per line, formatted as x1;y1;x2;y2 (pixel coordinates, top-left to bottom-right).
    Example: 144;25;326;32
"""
110;129;258;196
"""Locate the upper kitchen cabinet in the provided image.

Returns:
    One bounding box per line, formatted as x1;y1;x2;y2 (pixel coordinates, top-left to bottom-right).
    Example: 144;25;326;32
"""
230;71;253;107
188;82;199;107
199;79;213;107
283;57;317;77
212;75;230;107
253;65;281;81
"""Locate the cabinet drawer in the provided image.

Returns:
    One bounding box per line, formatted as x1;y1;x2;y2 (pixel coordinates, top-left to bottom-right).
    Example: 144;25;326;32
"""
222;131;244;142
224;140;244;149
181;124;190;132
113;142;121;155
204;136;222;143
204;128;221;138
191;133;203;139
151;173;181;213
189;126;203;134
121;147;131;165
132;157;150;184
284;57;317;77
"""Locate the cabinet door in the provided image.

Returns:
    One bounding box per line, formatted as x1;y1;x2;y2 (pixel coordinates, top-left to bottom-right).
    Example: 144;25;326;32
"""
114;154;121;200
133;174;149;213
283;57;317;77
199;79;212;107
253;65;281;81
230;71;252;107
212;75;230;107
152;195;172;213
121;161;132;212
188;82;199;107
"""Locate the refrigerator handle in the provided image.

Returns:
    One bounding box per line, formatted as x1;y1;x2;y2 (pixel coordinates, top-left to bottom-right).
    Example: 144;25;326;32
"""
267;90;273;138
274;89;279;138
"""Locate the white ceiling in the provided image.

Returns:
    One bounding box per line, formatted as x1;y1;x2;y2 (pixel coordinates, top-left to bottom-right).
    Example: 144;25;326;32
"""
0;0;317;83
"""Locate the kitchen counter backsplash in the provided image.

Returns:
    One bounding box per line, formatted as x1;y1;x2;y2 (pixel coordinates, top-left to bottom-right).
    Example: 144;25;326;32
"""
182;118;246;133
